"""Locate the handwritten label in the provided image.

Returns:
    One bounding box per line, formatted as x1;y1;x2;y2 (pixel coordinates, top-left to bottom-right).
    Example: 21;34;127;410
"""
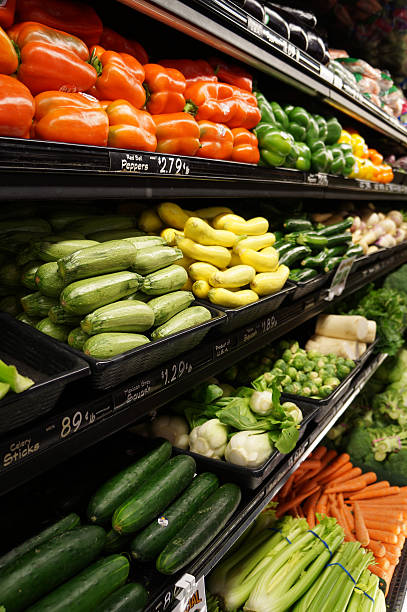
214;338;233;358
260;315;278;334
161;359;193;387
326;257;356;301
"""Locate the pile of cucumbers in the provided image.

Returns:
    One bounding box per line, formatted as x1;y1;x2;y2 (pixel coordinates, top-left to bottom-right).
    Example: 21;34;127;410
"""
274;217;362;282
0;212;212;359
0;440;241;611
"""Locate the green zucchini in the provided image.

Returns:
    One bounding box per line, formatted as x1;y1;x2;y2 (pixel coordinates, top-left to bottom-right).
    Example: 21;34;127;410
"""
296;233;328;249
36;318;70;342
0;513;80;573
148;291;194;327
83;332;150;358
0;296;20;316
67;327;89;351
325;233;352;248
81;300;154;335
60;271;143;315
58;240;138;284
151;306;211;340
87;440;172;525
112;455;196;535
48;211;94;232
67;215;135;235
0;218;51;235
325;244;349;258
2;232;48;253
289;268;318;282
37;232;86;242
125;291;150;302
132;246;182;275
283;218;313;232
99;583;148;612
274;242;292;257
324;256;343;272
48;305;81;326
301;251;327;269
345;244;364;258
131;472;219;562
0;526;105;612
0;263;20;287
156;483;241;575
124;236;166;249
21;261;42;290
316;217;353;236
16;312;39;326
27;554;129;612
87;229;146;242
278;245;311;266
103;530;132;554
35;262;66;297
36;240;99;263
21;292;58;317
142;265;187;296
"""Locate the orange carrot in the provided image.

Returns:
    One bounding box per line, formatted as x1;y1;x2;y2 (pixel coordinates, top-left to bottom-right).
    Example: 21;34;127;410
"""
367;529;398;545
384;543;403;555
343;502;355;532
384;566;397;596
280;474;295;499
316;493;328;515
329;467;362;485
353;502;370;546
316;453;350;482
338;493;353;535
276;485;320;518
318;462;353;485
383;551;400;566
363;519;401;535
349;486;401;501
368;564;387;580
377;557;390;571
306;489;321;529
299;459;321;471
312;446;328;461
325;472;377;494
358;508;404;522
397;535;405;547
367;540;386;558
331;501;355;541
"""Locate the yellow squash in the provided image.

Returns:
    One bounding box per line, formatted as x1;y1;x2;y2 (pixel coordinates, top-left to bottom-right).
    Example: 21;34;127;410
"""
229;251;242;266
208;288;259;307
177;255;196;269
223;216;269;236
234;233;275;253
157;202;190;230
188;262;219;282
160;227;184;246
181;277;193;291
192;280;211;299
250;265;289;296
239;246;279;272
138;208;163;233
184;217;237;248
193;206;233;220
212;213;245;230
178;238;231;268
209;265;256;288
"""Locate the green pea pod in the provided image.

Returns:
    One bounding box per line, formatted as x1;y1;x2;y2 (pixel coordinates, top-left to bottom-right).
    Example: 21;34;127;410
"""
255;91;276;124
325;117;342;145
271;101;289;129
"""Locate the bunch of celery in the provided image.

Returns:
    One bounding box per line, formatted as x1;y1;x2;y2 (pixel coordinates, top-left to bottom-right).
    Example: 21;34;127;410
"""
0;359;34;399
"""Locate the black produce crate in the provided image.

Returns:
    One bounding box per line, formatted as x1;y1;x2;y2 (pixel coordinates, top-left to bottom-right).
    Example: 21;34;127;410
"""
352;250;382;272
173;407;317;489
287;271;333;302
0;314;90;433
197;282;295;333
376;241;407;261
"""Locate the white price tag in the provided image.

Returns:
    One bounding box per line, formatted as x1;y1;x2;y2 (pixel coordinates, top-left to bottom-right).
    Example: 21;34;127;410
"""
325;257;356;301
172;574;206;612
319;64;334;85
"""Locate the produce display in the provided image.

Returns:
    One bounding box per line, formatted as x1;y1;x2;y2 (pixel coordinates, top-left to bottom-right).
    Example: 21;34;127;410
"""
0;359;33;399
339;130;394;183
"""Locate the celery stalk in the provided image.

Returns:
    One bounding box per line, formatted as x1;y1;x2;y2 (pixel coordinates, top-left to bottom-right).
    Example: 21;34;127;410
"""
0;360;34;393
347;569;378;612
0;382;9;399
373;589;386;612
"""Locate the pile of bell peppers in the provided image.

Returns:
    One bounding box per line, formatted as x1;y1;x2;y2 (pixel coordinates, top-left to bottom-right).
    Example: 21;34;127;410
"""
339;129;394;183
254;91;356;176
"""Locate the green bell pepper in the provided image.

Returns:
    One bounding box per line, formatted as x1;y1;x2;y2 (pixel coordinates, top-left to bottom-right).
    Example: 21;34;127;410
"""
306;116;319;146
325;117;342;145
271;102;289;130
295;142;311;171
261;149;286;167
286;106;310;129
287;122;307;142
328;146;346;175
254;122;294;167
311;146;330;173
314;114;328;142
255;91;276;125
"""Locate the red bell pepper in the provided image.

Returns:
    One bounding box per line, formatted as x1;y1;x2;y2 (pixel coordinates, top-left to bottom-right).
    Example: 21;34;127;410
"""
184;81;261;129
93;51;146;109
144;64;186;115
0;74;34;138
0;0;16;29
16;0;102;46
160;59;217;85
0;25;18;74
231;128;260;164
99;26;148;66
18;41;97;95
9;20;89;60
106;99;157;152
208;56;253;92
152;112;200;156
34;91;108;146
196;120;233;160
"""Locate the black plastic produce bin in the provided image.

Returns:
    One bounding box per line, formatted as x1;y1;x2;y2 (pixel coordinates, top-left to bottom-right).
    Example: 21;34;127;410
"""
287;271;333;302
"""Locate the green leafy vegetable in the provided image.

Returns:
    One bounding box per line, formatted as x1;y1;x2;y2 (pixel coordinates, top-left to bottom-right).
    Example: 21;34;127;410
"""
0;360;34;394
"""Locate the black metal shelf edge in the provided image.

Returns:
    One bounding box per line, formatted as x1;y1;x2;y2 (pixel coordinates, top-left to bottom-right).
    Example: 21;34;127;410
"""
119;0;407;147
387;541;407;612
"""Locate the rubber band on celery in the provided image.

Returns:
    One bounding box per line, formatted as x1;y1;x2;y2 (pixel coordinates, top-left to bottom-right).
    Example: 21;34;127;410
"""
269;527;291;544
326;563;375;603
308;530;333;559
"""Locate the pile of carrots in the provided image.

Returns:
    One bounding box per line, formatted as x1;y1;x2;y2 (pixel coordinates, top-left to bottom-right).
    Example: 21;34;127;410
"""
273;445;407;594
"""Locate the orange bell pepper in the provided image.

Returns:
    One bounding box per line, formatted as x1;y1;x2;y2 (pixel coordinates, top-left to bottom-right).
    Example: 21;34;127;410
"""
184;81;261;129
367;148;383;165
34;91;108;146
0;0;15;29
208;56;252;92
152;112;200;156
9;20;89;60
93;51;146;109
160;59;217;85
0;25;18;74
106;99;156;151
0;74;34;137
144;64;186;115
16;0;102;46
99;26;148;66
196;120;233;159
231;127;260;164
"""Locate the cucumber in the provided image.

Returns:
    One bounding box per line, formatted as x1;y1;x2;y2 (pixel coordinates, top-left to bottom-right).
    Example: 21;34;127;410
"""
99;583;148;612
48;211;95;232
148;291;194;327
124;236;166;249
26;554;129;612
58;240;138;284
48;305;81;326
0;296;20;316
87;440;172;525
21;261;42;290
125;291;150;302
35;262;66;297
67;327;90;350
0;526;106;612
156;483;241;575
0;513;80;573
36;317;70;342
87;229;146;242
0;262;20;287
60;271;143;315
67;215;135;235
103;530;132;554
325;244;349;257
112;455;196;535
132;246;182;275
83;332;150;358
142;265;187;296
0;218;51;235
131;472;219;562
36;240;99;263
81;300;154;335
151;306;211;340
21;292;58;317
16;312;40;326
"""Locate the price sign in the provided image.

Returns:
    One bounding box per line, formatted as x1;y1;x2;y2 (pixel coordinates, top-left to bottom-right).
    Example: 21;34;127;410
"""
325;256;356;301
246;15;263;37
260;314;278;334
59;408;96;439
172;574;206;612
319;64;334;85
157;156;190;175
161;358;193;387
109;151;190;176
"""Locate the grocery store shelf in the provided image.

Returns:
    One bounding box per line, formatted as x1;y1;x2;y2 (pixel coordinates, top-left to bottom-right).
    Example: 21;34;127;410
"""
118;0;407;147
0;137;406;200
0;247;405;498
